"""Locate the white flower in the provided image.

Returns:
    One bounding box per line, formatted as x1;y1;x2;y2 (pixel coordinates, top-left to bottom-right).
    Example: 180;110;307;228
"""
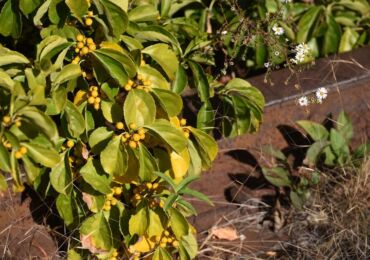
274;51;280;56
272;25;284;36
298;96;308;106
221;30;228;35
316;87;328;101
291;43;311;64
264;62;271;68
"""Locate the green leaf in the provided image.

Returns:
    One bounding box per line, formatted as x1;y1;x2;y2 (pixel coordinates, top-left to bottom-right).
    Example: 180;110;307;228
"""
0;70;14;91
142;43;179;80
64;101;85;138
53;64;82;85
145;120;187;154
92;50;128;86
296;120;329;141
197;101;214;133
138;65;170;90
160;0;171;17
188;127;218;170
101;100;123;123
187;140;202;176
180;187;213;206
171;65;187;94
50;153;72;195
322;15;341;55
128;4;159;22
262;167;291;187
65;0;89;20
88;127;114;154
164;194;179;211
336;111;353;142
0;45;29;66
169;208;189;239
129;205;149;236
154;171;177;191
330;128;350;159
151;88;182;117
80;158;112;194
180;233;198;259
95;48;136;78
153;248;172;260
33;0;52;26
138;143;157;182
19;0;42;15
304;141;328;166
56;193;78;226
339;27;359;53
188;61;210;102
147;209;165;237
21;142;60;168
290;191;304;209
80;212;113;252
0;143;11;172
175;175;199;193
0;174;7;192
18;107;59;144
262;145;286;161
101;136;128;177
0;0;22;38
297;6;322;43
124;89;156;127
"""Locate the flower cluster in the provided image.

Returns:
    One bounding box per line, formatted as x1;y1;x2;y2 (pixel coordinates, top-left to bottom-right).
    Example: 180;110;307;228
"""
291;43;311;64
298;87;328;107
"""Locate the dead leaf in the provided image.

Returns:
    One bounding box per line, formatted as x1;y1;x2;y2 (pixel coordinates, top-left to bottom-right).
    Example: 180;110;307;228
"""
80;234;109;254
210;226;239;241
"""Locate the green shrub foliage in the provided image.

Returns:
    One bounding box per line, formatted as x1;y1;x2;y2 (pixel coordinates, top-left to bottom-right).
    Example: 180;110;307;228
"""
0;0;266;259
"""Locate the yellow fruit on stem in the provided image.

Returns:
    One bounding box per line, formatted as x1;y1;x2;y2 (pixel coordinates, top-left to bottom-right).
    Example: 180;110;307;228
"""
184;131;190;138
129;141;137;149
112;251;118;257
81;46;89;55
164;231;170;236
172;240;179;247
91;90;99;97
114;187;122;195
85;18;93;26
15;151;22;159
128;79;134;86
19;147;27;154
129;123;137;130
180;118;187;126
138;128;145;135
116;122;124;130
77;42;84;49
86;38;94;44
110;198;117;205
87;11;94;17
2;116;11;124
76;34;84;42
93;103;100;110
152;183;159;189
132;134;141;142
146;183;153;189
94;97;101;103
66;140;74;148
88;96;95;104
124;84;132;91
15;120;21;127
88;44;96;51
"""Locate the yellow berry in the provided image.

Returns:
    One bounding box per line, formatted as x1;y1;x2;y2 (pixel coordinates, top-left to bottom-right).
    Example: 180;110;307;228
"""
114;187;122;195
76;34;84;42
106;193;113;200
161;237;168;243
136;85;144;90
93;103;100;110
104;204;111;211
15;151;22;159
110;198;117;205
172;240;179;247
152;183;159;189
138;128;145;135
66;140;74;148
110;257;116;260
144;87;150;93
85;18;93;26
81;46;89;55
5;143;12;149
146;183;153;189
134;194;141;200
129;123;137;130
72;56;80;64
75;48;80;53
88;96;95;104
128;79;134;86
167;238;173;243
132;134;141;142
180;119;187;126
137;74;143;80
15;120;21;127
91;90;99;97
184;131;190;138
116;122;124;130
139;133;145;140
129;141;137;149
2;116;11;124
86;38;94;44
77;42;84;49
124;84;132;91
94;97;101;104
159;200;164;208
88;43;96;51
124;133;130;139
160;243;166;248
164;231;170;236
112;251;118;257
19;147;27;155
87;11;94;17
121;136;127;143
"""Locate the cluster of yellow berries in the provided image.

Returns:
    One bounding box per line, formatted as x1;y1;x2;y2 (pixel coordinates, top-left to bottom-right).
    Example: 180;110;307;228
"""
71;34;96;64
87;86;101;110
131;182;164;208
180;118;190;138
109;249;119;260
118;123;146;149
122;75;152;93
157;230;179;248
1;138;12;150
84;10;94;27
14;146;27;159
103;186;122;211
2;116;21;128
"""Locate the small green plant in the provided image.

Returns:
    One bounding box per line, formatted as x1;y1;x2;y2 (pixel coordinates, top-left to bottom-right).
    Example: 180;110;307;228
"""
262;111;369;209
